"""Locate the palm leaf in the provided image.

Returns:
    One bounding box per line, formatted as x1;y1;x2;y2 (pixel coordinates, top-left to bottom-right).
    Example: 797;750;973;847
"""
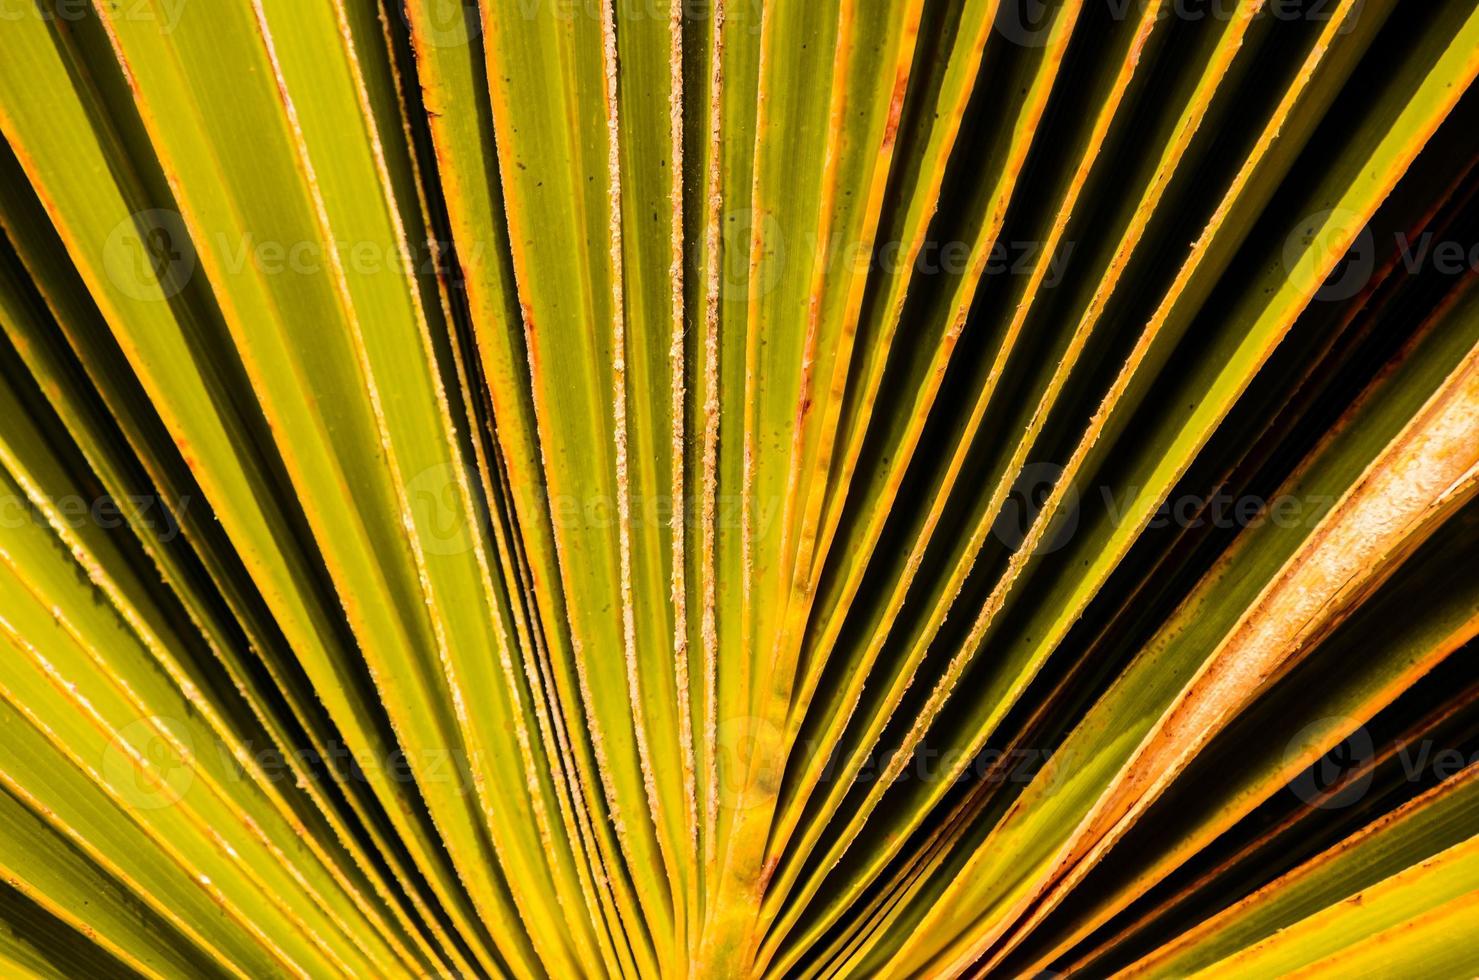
1;0;1477;977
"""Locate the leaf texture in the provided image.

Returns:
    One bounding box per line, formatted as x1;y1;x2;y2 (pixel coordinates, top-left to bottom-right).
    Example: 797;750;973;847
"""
0;0;1477;977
